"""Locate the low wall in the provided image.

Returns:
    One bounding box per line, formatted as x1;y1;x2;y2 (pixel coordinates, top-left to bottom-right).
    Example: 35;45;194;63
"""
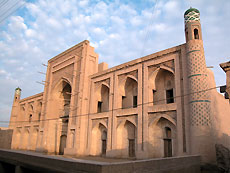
0;128;13;149
0;149;201;173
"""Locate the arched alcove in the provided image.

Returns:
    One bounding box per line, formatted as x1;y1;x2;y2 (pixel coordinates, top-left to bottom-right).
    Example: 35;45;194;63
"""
51;79;72;155
28;104;33;123
152;69;175;105
22;128;30;150
125;121;136;157
117;120;136;157
90;123;107;156
122;77;138;109
30;128;39;150
15;128;21;149
37;102;42;121
97;84;109;113
59;135;67;155
51;79;72;118
148;116;176;158
19;106;25;121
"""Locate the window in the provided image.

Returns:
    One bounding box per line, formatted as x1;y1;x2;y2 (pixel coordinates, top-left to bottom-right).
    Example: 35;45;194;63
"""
164;127;172;157
133;96;137;108
101;130;107;155
129;139;135;157
152;89;156;104
38;113;41;121
165;127;172;138
194;28;199;39
166;89;174;104
29;114;32;123
122;96;126;109
97;101;102;113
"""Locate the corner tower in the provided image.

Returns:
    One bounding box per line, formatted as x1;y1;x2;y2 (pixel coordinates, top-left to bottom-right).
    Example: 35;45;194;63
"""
184;8;213;161
9;87;21;128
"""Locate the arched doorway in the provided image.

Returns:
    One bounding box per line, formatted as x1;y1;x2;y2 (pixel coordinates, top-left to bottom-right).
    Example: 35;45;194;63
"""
90;122;107;156
59;135;67;155
164;127;172;157
53;80;71;155
148;115;176;158
101;130;107;156
15;128;21;149
31;128;39;150
125;121;136;157
22;128;29;150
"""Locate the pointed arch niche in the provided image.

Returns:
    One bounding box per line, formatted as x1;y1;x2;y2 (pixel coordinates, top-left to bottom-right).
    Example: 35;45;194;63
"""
51;78;72;155
95;83;110;113
90;122;108;156
51;78;72;118
120;77;138;109
148;68;175;105
117;120;137;157
148;115;176;158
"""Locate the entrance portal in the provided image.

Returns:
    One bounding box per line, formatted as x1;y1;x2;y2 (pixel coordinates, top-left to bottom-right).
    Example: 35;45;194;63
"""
59;135;67;155
164;127;172;157
129;139;135;157
101;129;107;156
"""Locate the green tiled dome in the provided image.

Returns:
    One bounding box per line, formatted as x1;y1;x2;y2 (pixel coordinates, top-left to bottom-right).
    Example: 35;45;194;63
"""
184;7;200;16
15;87;21;91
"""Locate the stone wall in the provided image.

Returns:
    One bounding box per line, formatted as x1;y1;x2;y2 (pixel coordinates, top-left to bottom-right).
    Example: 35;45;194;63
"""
0;128;13;149
0;149;201;173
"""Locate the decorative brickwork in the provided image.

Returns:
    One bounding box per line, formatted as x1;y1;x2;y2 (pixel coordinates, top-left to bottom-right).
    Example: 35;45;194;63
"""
184;9;200;24
186;35;211;126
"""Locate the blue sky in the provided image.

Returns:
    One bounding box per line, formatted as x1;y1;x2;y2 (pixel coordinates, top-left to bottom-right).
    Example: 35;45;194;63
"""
0;0;230;127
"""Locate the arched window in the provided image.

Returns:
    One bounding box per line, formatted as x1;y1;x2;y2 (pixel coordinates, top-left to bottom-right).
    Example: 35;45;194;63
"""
122;77;138;109
101;130;107;155
164;127;172;157
38;113;41;121
194;28;199;39
165;127;171;138
153;69;175;105
97;84;109;113
29;114;32;123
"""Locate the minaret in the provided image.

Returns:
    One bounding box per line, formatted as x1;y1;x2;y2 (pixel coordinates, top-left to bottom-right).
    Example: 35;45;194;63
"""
9;87;21;128
184;8;213;161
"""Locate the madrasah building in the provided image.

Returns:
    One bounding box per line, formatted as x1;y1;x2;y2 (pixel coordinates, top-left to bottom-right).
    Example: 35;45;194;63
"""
9;8;230;163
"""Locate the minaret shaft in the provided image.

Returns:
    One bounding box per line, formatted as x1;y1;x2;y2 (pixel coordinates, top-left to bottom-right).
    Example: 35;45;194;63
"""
184;8;213;161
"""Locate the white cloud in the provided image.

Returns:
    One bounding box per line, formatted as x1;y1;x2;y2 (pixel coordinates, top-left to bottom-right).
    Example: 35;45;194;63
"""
79;0;89;7
0;69;7;75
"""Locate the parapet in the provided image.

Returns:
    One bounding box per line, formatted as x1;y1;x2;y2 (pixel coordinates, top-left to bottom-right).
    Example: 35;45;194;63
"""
98;62;108;72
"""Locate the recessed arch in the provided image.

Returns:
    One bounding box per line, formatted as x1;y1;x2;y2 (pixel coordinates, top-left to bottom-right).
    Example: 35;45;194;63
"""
126;75;137;82
149;114;176;127
101;82;110;89
148;115;176;158
91;121;108;156
53;77;72;92
116;119;137;157
149;68;175;105
149;67;174;90
121;77;138;109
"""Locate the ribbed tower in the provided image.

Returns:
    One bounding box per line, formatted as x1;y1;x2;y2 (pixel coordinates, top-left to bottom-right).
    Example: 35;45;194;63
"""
184;8;212;161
